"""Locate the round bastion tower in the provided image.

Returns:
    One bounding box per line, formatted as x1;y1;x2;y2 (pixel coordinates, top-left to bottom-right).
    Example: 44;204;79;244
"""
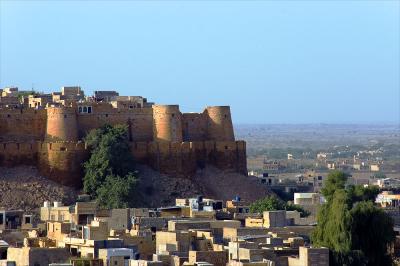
152;105;183;142
46;106;79;141
205;106;235;141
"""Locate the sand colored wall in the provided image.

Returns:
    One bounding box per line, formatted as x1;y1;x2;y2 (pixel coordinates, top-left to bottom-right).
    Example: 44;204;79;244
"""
152;105;183;142
0;142;38;166
76;104;154;141
182;113;207;141
0;139;246;186
0;109;46;141
37;141;89;187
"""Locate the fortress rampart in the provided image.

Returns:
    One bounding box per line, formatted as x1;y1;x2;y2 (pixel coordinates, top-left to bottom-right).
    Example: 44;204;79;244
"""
0;103;246;187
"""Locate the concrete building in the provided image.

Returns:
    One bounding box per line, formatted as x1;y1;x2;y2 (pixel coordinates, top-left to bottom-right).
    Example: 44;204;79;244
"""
288;246;329;266
263;211;286;228
98;248;134;266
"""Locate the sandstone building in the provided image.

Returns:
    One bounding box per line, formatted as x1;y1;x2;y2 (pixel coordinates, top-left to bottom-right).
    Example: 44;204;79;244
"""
0;87;247;187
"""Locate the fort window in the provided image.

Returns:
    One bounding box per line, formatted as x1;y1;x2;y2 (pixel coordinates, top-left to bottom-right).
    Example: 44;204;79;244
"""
171;114;175;118
7;114;10;118
64;114;67;118
129;105;134;109
79;106;92;114
105;114;108;117
225;146;228;150
60;147;67;151
224;114;227;118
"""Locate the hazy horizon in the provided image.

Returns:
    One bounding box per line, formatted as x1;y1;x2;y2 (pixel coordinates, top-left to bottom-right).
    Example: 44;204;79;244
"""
1;1;399;124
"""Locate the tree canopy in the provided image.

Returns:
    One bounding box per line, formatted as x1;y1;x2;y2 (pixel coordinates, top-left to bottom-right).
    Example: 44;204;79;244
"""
311;171;394;266
250;195;310;217
83;124;137;208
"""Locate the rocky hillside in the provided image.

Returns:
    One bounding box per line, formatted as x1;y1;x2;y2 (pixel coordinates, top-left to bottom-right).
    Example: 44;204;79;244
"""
0;166;79;212
0;165;271;212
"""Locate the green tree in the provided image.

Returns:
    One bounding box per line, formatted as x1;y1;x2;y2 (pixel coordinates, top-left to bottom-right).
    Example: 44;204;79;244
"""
83;124;137;208
96;174;137;209
372;172;387;179
250;195;310;217
312;171;394;266
321;170;348;201
312;189;352;253
350;201;395;266
347;185;380;205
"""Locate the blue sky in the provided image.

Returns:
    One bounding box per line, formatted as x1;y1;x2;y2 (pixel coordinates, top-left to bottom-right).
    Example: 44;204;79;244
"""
0;1;399;124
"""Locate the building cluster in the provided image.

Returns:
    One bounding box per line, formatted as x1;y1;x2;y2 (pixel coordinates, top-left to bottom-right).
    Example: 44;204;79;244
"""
0;87;153;109
316;151;384;172
0;86;247;187
0;196;329;266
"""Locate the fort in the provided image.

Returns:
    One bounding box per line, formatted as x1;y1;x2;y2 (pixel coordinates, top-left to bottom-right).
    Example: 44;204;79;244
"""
0;87;247;187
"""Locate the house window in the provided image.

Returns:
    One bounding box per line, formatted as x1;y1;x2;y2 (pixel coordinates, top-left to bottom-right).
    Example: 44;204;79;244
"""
64;114;67;118
83;106;87;113
78;106;82;113
87;106;92;113
25;216;31;224
0;214;3;225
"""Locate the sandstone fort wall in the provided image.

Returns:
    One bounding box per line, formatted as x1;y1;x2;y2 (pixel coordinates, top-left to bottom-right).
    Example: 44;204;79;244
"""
0;109;46;141
0;104;246;187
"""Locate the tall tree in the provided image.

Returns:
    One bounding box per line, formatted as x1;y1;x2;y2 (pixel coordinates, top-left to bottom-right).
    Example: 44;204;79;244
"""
83;124;137;208
312;171;394;266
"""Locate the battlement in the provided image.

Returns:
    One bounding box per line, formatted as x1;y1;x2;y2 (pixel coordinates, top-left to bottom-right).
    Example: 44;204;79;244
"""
0;93;247;186
0;104;238;143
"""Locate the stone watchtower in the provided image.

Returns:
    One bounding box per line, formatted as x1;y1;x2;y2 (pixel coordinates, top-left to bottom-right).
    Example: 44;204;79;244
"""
205;106;235;141
46;107;78;141
152;105;183;142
